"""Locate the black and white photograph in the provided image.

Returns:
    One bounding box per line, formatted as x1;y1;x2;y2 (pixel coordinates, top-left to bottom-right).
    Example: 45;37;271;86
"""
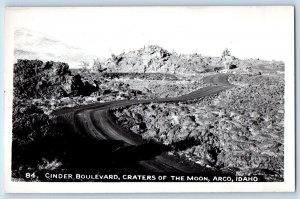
4;6;295;192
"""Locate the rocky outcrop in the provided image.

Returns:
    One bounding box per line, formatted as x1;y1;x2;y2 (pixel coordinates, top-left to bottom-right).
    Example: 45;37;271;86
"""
70;74;99;96
14;59;72;99
13;59;102;99
93;45;223;74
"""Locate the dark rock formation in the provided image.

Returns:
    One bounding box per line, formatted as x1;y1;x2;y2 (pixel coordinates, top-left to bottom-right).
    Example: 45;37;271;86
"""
13;59;72;99
229;64;237;69
12;100;64;170
14;59;100;99
70;74;99;96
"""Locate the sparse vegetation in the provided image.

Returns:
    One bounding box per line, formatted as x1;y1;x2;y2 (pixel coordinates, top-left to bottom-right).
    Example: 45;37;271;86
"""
221;48;231;59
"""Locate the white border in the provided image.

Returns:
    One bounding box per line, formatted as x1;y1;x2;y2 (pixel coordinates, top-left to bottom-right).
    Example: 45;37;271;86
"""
4;6;295;193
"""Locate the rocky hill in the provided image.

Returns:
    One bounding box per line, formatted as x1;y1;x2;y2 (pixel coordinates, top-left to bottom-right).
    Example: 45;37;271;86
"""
94;45;284;75
95;45;221;74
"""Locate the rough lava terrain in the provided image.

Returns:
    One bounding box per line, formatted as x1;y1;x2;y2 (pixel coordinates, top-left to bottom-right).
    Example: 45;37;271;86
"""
12;45;284;182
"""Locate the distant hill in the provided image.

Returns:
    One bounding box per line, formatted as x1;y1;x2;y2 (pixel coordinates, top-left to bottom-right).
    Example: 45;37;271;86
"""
94;45;284;75
14;28;96;68
97;45;222;74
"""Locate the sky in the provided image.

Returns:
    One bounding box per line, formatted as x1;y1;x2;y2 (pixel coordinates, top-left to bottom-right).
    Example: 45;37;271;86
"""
7;6;294;62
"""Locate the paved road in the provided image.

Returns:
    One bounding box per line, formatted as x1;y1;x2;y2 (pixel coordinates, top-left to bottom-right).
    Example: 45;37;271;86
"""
54;74;234;173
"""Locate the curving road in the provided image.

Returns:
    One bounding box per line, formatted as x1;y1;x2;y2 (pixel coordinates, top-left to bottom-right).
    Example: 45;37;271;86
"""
53;74;234;173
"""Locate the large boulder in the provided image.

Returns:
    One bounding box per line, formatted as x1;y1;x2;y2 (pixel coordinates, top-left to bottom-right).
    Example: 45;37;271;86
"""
70;74;99;96
13;59;72;99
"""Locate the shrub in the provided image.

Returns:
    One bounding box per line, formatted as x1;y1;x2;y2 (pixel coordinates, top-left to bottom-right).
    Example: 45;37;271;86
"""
92;58;109;73
221;48;231;59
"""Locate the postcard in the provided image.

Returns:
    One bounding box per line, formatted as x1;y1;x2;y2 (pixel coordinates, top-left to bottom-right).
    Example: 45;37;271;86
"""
4;6;295;192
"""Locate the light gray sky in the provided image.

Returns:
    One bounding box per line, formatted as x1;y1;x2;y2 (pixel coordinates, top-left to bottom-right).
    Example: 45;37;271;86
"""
9;6;294;62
